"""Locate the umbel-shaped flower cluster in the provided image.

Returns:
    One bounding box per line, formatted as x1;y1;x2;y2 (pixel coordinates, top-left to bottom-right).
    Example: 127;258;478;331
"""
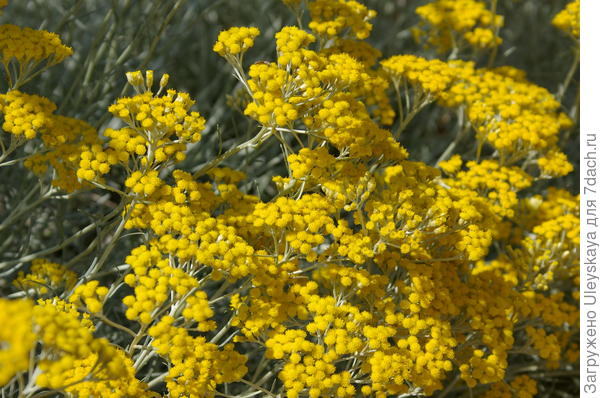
0;0;579;397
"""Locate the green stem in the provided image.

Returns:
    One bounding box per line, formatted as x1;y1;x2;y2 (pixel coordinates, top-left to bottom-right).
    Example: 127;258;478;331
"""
84;199;135;276
96;313;137;337
192;127;272;178
556;48;580;103
436;107;468;165
0;203;122;271
486;0;500;68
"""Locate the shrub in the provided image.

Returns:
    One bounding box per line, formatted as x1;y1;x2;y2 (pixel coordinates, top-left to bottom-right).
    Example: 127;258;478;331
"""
0;0;579;397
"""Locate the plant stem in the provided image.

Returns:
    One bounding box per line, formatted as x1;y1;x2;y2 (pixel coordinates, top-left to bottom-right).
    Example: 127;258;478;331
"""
557;47;580;103
192;127;272;178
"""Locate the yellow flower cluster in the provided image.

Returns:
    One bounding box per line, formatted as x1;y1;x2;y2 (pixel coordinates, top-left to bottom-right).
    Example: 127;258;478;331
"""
285;147;375;209
69;280;109;313
0;89;104;192
516;290;578;329
213;26;260;57
0;90;56;139
0;298;151;397
381;55;457;98
235;140;574;397
305;91;406;160
553;0;580;38
489;189;580;291
230;256;301;338
108;82;204;154
0;18;105;193
325;38;382;68
482;375;537;398
313;263;388;300
441;157;532;218
24;115;101;191
525;326;561;363
245;61;300;126
125;170;166;198
461;189;579;387
524;212;579;290
1;1;580;397
450;65;572;163
0;24;72;67
538;149;574;177
149;315;248;397
182;290;216;331
77;71;205;185
266;328;356;398
0;299;35;385
130;211;257;281
275;25;316;65
33;299;127;390
224;23;402;156
382;54;572;171
250;193;334;262
307;0;376;40
13;259;77;296
122;243;201;324
520;187;579;231
61;350;153;398
76;143;119;181
414;0;503;53
258;274;460;397
455;274;515;387
324;43;394;126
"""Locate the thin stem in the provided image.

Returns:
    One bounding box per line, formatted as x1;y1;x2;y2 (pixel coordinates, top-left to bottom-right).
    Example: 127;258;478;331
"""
127;324;150;356
239;379;277;397
393;79;404;127
486;0;500;67
0;204;120;271
84;199;134;276
556;47;580;103
0;184;52;234
396;91;431;137
192;127;272;178
147;372;167;388
437;374;461;398
95;313;137;337
436;107;468;166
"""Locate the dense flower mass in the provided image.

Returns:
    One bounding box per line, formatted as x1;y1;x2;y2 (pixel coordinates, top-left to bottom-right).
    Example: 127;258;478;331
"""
0;24;72;65
307;0;377;40
213;26;260;57
75;71;206;184
0;22;72;89
0;299;35;385
413;0;503;53
382;55;573;174
553;0;580;39
13;259;77;295
0;1;579;397
0;90;56;139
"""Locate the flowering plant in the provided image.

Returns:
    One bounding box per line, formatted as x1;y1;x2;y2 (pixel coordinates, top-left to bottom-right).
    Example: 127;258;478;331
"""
0;0;579;397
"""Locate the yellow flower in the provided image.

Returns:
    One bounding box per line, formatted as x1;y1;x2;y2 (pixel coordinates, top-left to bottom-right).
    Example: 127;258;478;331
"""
414;0;503;53
0;24;72;86
553;0;580;38
0;299;35;386
213;26;260;57
13;259;77;296
0;90;56;139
